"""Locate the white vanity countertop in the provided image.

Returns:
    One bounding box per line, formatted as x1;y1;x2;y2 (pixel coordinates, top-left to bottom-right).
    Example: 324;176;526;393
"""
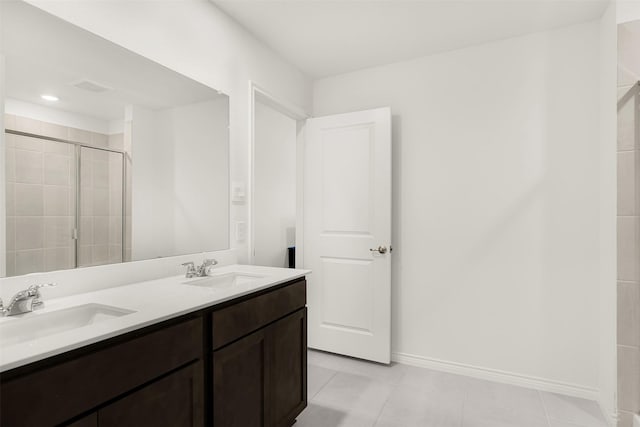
0;264;310;373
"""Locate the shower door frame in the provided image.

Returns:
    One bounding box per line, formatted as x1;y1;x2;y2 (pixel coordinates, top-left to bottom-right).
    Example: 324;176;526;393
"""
5;129;127;269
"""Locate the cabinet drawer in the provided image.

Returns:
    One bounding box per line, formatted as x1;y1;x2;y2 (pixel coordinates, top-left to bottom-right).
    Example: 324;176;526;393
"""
1;317;203;427
212;279;306;349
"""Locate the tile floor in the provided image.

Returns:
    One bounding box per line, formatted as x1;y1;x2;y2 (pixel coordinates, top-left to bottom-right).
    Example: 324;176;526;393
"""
297;350;609;427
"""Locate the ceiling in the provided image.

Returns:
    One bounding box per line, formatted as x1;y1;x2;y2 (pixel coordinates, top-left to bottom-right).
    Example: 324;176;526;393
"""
213;0;610;79
1;1;222;122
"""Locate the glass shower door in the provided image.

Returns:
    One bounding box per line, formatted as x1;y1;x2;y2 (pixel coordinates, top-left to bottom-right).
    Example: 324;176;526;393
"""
77;146;124;267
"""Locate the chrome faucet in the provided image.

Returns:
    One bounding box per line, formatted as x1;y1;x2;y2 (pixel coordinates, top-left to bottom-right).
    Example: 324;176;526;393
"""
0;283;56;316
182;259;218;278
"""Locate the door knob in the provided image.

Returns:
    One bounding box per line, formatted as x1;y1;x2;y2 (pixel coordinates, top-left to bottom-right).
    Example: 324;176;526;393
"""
370;246;387;254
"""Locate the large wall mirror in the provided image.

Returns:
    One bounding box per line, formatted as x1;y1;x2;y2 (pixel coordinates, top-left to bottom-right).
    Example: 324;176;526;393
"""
1;2;230;277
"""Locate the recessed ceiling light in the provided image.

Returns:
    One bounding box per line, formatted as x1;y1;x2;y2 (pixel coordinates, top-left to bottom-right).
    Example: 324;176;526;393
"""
41;94;59;102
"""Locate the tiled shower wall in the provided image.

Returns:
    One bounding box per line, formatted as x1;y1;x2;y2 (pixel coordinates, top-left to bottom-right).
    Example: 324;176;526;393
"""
617;23;640;427
4;114;129;276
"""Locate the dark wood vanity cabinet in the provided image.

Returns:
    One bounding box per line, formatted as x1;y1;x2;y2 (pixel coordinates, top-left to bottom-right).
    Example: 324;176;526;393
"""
212;279;307;427
212;308;307;427
67;361;204;427
0;278;306;427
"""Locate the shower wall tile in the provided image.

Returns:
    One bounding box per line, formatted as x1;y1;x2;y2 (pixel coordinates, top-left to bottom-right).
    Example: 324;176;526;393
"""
43;153;72;186
618;282;640;347
80;159;93;188
5;147;15;182
44;139;72;156
44;217;73;248
69;128;92;145
93;217;109;245
108;245;122;263
618;92;635;151
618;410;634;427
5;114;16;130
618;151;639;216
6;183;15;216
14;149;43;184
91;133;108;148
41;122;69;140
6;217;15;252
618;25;640;424
14;183;43;216
618;216;639;282
15;217;44;250
110;189;122;217
92;245;108;264
4;132;15;148
93;161;109;189
5;116;128;275
108;133;124;150
14;116;42;135
92;149;109;164
109;217;122;245
80;188;93;215
5;252;16;277
44;186;71;216
78;245;92;267
15;249;44;275
14;135;43;152
44;247;73;272
618;345;640;413
92;188;109;216
79;217;93;245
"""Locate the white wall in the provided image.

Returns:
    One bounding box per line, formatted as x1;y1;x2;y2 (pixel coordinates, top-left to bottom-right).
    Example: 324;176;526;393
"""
598;3;618;424
130;99;229;260
254;100;296;267
314;21;606;396
168;98;229;255
0;55;6;277
25;0;313;263
618;1;640;23
4;98;116;134
129;105;163;261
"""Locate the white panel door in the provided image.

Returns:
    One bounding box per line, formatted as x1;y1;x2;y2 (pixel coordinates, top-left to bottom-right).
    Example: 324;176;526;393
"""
304;107;391;364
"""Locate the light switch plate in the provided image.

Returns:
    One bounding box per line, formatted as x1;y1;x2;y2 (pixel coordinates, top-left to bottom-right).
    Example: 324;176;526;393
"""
232;182;246;203
634;413;640;427
235;221;246;242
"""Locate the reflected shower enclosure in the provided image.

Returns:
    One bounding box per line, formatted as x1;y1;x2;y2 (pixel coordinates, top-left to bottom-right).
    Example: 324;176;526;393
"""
5;123;127;276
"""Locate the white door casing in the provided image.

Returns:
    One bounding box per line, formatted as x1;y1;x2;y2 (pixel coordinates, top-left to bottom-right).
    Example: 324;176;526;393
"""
304;107;392;364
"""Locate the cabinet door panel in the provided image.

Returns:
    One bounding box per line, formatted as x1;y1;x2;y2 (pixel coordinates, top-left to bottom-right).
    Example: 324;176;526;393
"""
65;413;97;427
212;279;306;349
268;308;307;427
213;329;268;427
1;317;202;427
99;361;204;427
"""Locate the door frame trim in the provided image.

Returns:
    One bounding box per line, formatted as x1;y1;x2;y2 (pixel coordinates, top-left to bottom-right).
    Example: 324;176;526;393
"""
248;81;309;266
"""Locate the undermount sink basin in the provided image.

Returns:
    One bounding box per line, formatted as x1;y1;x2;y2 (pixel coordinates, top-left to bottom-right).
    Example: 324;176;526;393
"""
0;303;136;346
183;272;264;289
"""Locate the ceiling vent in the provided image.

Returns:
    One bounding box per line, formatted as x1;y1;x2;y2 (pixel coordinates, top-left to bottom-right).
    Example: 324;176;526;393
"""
71;80;111;93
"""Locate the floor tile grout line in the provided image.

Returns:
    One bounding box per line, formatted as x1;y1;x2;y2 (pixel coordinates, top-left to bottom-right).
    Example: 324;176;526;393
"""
538;390;553;427
371;374;405;427
307;362;338;401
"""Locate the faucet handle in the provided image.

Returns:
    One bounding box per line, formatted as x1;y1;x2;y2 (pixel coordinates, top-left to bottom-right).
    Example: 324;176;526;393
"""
182;261;197;277
202;259;218;275
26;283;56;296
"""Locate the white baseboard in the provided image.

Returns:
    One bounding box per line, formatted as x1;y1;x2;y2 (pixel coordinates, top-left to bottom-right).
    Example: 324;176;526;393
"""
391;351;599;401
